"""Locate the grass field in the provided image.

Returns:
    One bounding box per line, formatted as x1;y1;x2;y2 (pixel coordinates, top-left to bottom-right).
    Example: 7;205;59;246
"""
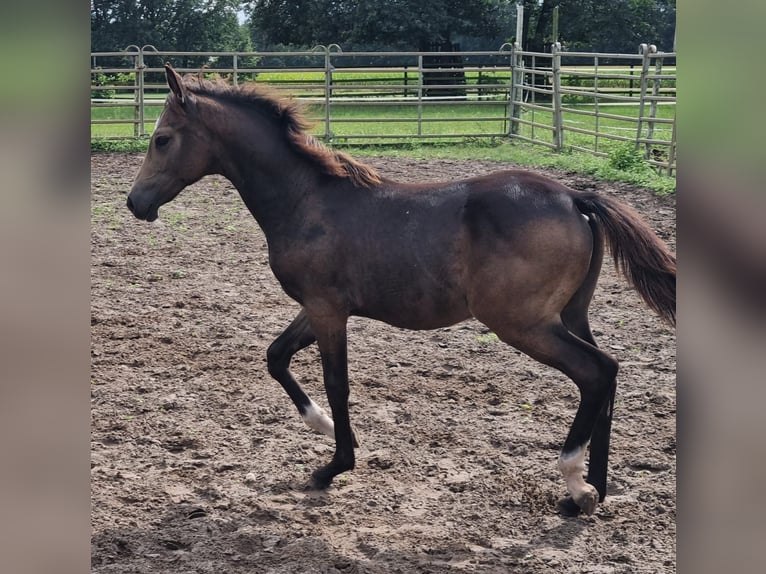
91;99;673;144
91;95;675;193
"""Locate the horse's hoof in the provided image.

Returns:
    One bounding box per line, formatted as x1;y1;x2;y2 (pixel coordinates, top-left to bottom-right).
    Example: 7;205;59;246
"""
309;464;339;490
557;484;600;516
556;496;582;517
573;484;599;516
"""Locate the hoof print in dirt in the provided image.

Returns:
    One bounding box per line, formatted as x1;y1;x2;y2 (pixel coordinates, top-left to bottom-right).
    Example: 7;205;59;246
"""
366;453;394;470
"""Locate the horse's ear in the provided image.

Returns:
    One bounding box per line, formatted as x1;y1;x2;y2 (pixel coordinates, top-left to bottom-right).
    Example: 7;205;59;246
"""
165;63;186;106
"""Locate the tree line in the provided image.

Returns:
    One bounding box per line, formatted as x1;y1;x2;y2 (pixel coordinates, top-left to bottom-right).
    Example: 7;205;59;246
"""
91;0;675;55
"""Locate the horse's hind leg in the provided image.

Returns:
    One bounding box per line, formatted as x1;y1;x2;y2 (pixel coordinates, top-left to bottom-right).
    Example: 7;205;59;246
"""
267;309;359;446
558;296;617;514
557;216;615;512
495;320;618;516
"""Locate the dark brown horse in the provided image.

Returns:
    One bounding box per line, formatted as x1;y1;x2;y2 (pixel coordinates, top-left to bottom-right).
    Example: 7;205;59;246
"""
127;65;675;516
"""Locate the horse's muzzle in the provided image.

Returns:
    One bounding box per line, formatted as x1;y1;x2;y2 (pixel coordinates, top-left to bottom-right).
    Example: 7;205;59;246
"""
126;192;159;222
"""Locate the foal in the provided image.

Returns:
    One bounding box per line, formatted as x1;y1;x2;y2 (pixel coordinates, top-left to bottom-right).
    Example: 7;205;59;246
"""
127;65;675;516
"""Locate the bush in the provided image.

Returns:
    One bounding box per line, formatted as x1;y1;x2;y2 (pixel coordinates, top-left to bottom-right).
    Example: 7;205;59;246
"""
91;138;149;153
92;72;116;100
608;143;649;172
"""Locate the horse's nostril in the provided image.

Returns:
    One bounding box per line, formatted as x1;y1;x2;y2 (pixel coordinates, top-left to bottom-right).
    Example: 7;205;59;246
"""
126;195;134;213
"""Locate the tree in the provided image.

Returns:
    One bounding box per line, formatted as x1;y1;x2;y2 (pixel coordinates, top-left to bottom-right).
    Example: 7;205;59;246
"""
247;0;510;51
91;1;251;54
519;0;676;54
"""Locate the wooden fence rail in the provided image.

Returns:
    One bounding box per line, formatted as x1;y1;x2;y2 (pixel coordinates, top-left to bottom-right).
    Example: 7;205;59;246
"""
91;44;675;175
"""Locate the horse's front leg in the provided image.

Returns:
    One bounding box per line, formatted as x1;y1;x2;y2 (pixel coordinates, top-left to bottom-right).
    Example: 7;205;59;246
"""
267;310;327;433
306;313;355;489
268;308;360;448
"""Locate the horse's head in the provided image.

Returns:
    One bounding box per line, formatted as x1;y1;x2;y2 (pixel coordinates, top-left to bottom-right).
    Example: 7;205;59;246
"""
127;64;213;222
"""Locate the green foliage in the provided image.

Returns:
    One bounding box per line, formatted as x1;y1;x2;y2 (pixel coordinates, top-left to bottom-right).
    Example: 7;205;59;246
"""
91;1;676;61
523;0;676;53
91;72;115;100
91;138;149;153
91;0;251;54
351;139;674;194
476;332;500;344
249;0;509;51
608;143;649;171
603;143;674;194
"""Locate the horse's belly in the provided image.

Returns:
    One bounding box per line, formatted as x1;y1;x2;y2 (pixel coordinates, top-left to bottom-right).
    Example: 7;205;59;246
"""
352;282;471;330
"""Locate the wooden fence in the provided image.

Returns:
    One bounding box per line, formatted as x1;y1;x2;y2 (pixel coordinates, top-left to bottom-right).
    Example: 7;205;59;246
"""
91;44;676;174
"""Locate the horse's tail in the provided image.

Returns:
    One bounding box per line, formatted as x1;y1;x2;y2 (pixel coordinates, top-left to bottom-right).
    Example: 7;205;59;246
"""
573;192;676;326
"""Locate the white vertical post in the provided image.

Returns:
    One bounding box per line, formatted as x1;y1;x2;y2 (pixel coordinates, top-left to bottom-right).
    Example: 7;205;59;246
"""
124;45;140;137
417;54;424;136
552;42;563;150
645;55;663;160
509;43;522;136
635;43;656;151
324;46;332;141
508;1;525;137
136;49;145;137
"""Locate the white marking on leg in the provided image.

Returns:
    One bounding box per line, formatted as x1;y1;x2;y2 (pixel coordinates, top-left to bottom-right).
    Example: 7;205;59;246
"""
558;445;599;514
302;399;335;439
559;446;587;487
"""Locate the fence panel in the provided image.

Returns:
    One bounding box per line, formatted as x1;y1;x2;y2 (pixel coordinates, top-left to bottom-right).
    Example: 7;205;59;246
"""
507;44;676;175
91;45;675;174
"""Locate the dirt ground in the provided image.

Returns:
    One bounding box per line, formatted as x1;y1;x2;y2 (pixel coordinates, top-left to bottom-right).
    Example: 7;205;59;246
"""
91;153;676;573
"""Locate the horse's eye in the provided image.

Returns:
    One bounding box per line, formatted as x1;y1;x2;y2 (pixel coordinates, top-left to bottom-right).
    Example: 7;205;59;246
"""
155;135;171;148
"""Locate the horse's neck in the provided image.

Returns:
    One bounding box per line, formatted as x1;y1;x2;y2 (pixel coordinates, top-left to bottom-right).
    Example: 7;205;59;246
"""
214;118;319;237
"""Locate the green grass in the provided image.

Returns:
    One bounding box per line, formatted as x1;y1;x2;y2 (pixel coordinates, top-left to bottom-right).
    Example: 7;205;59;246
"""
347;141;675;194
91;100;675;194
92;100;672;144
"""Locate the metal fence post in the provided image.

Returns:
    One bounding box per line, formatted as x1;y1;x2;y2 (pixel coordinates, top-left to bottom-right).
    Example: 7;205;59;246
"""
124;45;141;137
667;110;677;176
322;44;342;142
325;47;332;141
417;54;424;137
551;42;563;150
594;55;600;153
139;45;158;137
508;42;521;137
644;54;663;159
634;43;656;151
233;53;238;86
136;48;146;136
